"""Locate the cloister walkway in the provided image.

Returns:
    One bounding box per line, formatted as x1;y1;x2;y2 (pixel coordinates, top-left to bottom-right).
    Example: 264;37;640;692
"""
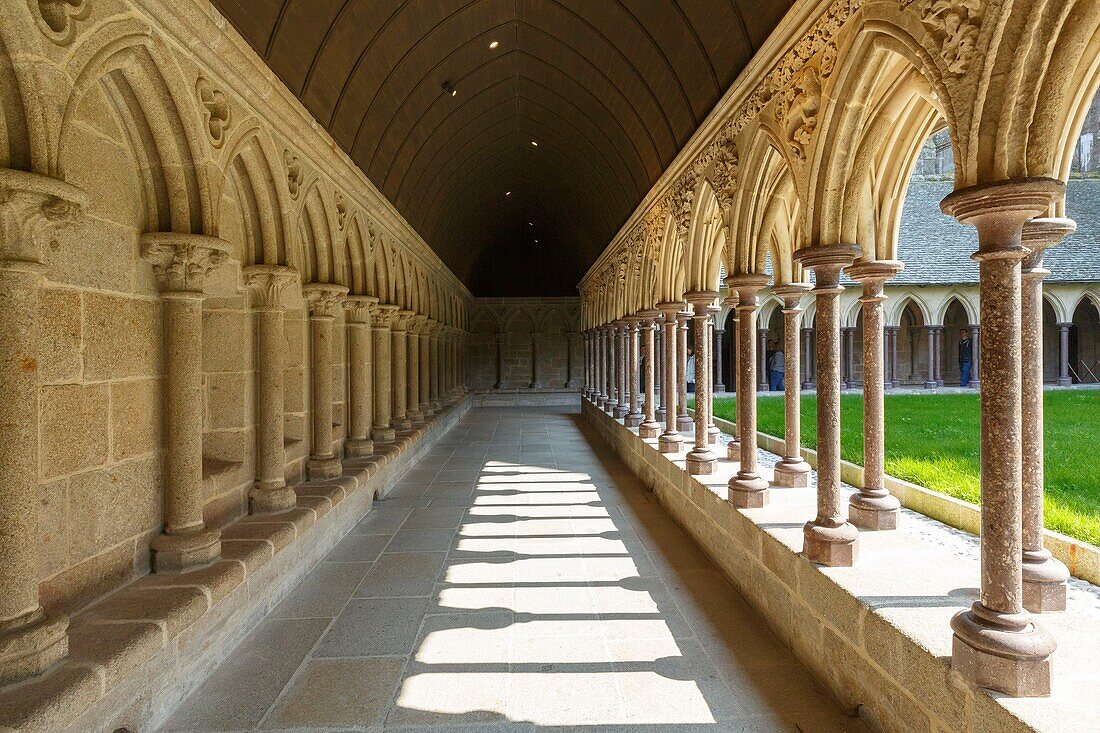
159;406;865;732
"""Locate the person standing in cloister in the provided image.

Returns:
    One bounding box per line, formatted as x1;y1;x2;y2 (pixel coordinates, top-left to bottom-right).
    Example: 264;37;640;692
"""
769;341;785;392
958;328;973;387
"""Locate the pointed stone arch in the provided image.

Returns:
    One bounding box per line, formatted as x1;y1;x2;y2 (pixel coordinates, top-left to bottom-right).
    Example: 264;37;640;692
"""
217;122;292;266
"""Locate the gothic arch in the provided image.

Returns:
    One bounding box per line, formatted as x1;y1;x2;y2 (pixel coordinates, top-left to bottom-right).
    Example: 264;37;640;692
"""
934;293;978;326
57;24;210;234
0;2;41;171
655;210;685;303
733;130;800;284
889;292;933;327
684;178;725;292
296;181;340;284
217;122;292;266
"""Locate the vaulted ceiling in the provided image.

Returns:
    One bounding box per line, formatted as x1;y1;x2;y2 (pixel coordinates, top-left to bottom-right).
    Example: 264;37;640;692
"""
212;0;793;296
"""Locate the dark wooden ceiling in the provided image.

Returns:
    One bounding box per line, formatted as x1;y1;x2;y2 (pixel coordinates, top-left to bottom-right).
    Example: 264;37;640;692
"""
212;0;793;296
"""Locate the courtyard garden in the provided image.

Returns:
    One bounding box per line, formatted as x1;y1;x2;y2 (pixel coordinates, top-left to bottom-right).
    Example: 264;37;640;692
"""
700;390;1100;546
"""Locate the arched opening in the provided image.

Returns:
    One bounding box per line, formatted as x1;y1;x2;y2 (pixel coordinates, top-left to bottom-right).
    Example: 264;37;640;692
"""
467;311;500;391
941;299;972;387
1072;298;1100;383
762;306;784;392
896;301;929;387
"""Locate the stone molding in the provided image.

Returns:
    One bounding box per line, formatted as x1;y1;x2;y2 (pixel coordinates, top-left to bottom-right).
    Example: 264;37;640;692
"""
141;233;231;294
0;169;88;267
370;302;400;328
343;294;380;323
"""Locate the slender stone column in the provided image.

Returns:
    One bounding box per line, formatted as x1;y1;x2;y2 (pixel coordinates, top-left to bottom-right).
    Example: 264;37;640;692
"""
593;329;604;406
343;295;379;457
684;294;717;474
614;321;630;418
757;328;769;391
655;327;666;422
795;244;861;566
969;324;982;388
419;322;432;417
1057;323;1072;386
802;327;815;389
706;305;721;446
714;328;726;392
0;171;85;685
441;329;452;401
845;327;857;387
530;331;540;389
1020;219;1074;612
144;235;232;574
391;310;414;430
934;326;945;386
625;316;644;426
244;265;301;513
847;262;904;529
457;331;467;394
726;276;770;502
924;325;938;388
677;309;693;434
884;327;898;389
941;179;1060;697
406;316;424;425
658;303;684;452
302;282;349;479
429;323;442;413
606;324;619;413
773;283;813;488
639;311;661;438
371;304;399;443
725;292;741;460
566;330;579;388
494;331;505;390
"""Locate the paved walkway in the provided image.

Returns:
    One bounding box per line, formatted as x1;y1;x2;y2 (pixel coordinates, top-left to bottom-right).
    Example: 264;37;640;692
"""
160;406;866;732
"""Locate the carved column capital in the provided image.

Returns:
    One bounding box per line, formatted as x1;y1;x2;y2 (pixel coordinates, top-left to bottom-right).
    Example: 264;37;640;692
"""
370;302;400;328
391;309;416;332
141;233;231;294
301;282;349;318
344;295;380;323
243;264;299;309
773;281;813;311
0;170;87;271
408;314;428;333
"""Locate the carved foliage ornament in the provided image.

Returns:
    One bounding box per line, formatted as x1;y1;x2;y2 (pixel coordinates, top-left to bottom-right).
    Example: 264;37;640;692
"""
34;0;89;45
142;236;229;294
334;192;348;231
775;65;824;162
196;78;231;148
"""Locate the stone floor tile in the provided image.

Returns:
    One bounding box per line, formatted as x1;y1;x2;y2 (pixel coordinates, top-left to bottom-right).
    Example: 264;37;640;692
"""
324;531;392;562
270;561;374;619
312;597;430;657
260;657;404;729
386;528;459;553
402;506;468;529
353;552;447;598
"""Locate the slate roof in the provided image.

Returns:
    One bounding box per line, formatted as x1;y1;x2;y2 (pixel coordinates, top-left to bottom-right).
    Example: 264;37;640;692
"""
894;179;1100;284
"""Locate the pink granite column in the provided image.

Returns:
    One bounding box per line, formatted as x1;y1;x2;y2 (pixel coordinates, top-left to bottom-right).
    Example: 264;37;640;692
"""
726;276;770;503
606;324;619;413
941;179;1059;697
677;308;693;434
655;326;666;422
625;316;644;426
706;303;721;446
794;245;861;566
244;265;301;512
685;293;718;474
391;310;413;431
429;322;442;413
406;316;424;425
302;283;349;479
344;295;379;457
1020;218;1074;612
773;283;813;488
639;311;661;438
724;292;741;461
1057;323;1071;386
419;322;432;417
847;262;904;529
614;321;629;419
658;303;684;452
0;171;85;685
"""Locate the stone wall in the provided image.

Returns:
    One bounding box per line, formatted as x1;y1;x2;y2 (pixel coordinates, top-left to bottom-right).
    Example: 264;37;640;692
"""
467;297;581;393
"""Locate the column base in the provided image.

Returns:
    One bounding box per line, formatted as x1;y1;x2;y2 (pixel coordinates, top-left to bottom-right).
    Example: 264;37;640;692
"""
728;474;769;508
639;420;661;438
685;448;717;475
0;608;68;687
658;432;683;454
430;400;443;413
625;411;644;427
1057;377;1071;387
372;426;396;443
925;381;937;389
345;437;375;458
613;405;629;419
656;407;666;422
773;459;811;488
803;520;859;566
706;426;720;445
151;526;222;573
249;483;297;514
1022;551;1070;613
848;490;901;530
950;606;1055;696
726;439;740;461
307;455;343;480
407;409;424;423
393;417;413;432
677;415;694;434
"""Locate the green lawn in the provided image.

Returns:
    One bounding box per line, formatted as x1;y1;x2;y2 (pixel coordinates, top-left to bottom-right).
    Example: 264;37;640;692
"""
701;391;1100;546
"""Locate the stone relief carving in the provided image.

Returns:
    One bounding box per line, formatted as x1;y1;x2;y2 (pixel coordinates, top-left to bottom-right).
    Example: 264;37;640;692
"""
671;171;697;239
334;192;348;231
707;125;740;209
906;0;983;75
775;65;823;162
141;236;229;293
34;0;89;45
196;78;231;148
284;150;304;200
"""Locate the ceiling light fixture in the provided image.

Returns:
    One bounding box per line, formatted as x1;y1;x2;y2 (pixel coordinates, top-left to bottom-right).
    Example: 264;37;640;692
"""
530;140;538;146
489;40;499;49
442;81;457;97
505;191;512;196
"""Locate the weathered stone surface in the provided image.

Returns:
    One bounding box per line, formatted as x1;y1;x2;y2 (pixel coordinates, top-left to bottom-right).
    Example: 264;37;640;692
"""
37;287;82;383
110;378;161;460
82;293;161;381
40;383;109;479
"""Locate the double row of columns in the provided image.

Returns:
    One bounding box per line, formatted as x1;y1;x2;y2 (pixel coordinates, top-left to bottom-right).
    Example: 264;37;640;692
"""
583;179;1072;697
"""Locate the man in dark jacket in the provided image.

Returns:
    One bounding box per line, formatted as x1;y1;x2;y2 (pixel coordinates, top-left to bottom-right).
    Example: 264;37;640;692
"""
958;328;973;387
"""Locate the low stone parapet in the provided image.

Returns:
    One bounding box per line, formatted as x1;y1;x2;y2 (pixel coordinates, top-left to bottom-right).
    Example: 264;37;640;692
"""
586;398;1100;733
